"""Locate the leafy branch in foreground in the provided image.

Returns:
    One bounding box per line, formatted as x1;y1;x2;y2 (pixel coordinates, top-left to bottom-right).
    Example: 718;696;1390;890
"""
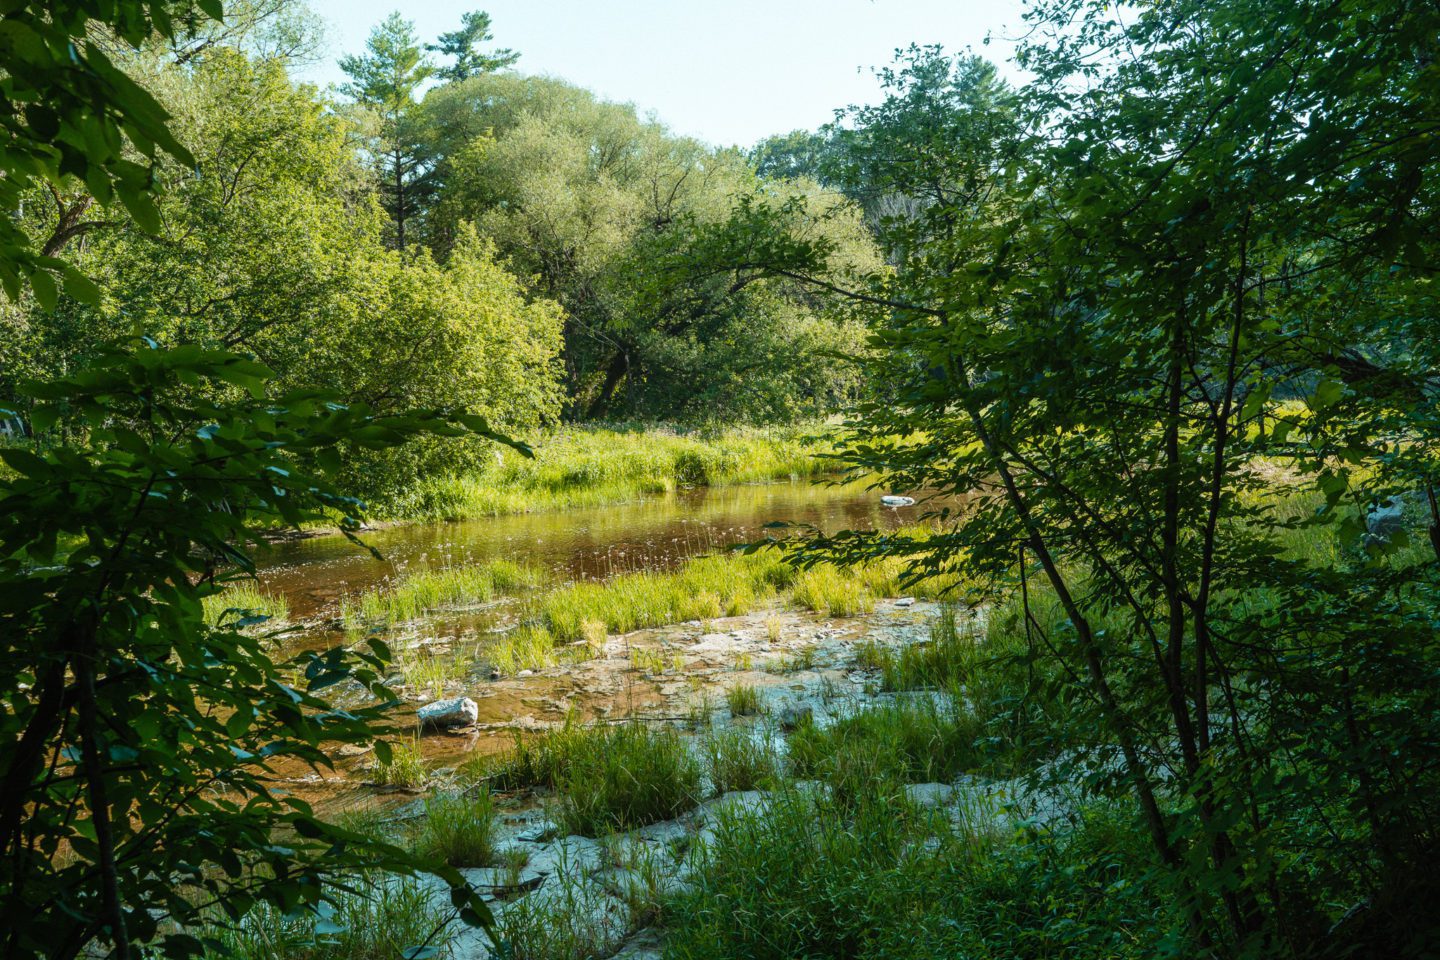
0;341;525;960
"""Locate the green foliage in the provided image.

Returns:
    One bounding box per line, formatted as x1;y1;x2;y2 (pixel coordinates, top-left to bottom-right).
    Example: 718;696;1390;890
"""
422;71;882;421
724;684;762;717
0;343;502;959
0;0;203;302
736;4;1440;954
427;10;519;81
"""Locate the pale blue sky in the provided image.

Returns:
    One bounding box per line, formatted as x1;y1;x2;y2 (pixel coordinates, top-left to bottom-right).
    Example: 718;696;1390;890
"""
298;0;1031;148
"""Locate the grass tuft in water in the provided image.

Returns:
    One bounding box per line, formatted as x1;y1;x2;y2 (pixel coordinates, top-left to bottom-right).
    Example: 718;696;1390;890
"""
371;738;428;788
411;789;497;867
701;727;781;793
343;559;545;630
203;582;288;626
725;683;762;717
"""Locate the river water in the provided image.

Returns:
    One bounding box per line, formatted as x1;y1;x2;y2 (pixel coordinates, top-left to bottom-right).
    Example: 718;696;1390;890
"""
255;478;920;620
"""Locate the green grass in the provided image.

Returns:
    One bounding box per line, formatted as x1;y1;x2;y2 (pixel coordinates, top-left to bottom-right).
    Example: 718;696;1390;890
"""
371;739;428;788
389;425;838;522
534;552;797;642
411;789;497;867
488;844;631;960
664;784;1169;960
201;875;456;960
880;601;977;691
791;564;874;617
551;723;704;836
468;719;701;836
342;559;545;630
487;625;560;675
701;727;781;793
725;683;762;716
787;696;983;803
203;582;289;626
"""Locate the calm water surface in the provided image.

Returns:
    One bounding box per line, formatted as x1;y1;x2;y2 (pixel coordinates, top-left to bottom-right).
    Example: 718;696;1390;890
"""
257;479;921;619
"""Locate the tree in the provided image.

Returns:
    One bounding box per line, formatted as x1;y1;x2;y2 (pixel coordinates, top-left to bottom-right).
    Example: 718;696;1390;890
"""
0;0;217;305
340;12;434;250
423;73;883;421
3;48;566;505
427;10;519;81
721;10;1440;954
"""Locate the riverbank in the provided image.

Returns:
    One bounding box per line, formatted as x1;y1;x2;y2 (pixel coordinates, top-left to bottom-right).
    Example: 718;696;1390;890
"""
374;424;842;524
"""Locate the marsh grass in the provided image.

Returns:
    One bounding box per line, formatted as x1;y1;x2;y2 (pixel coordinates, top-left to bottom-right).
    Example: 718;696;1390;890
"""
725;683;762;717
487;625;558;675
343;559;544;630
412;789;497;867
536;552;796;642
880;602;977;691
203;583;288;626
663;785;1163;960
701;727;781;793
488;843;629;960
787;696;982;800
372;739;428;788
201;875;455;960
395;425;837;522
551;724;704;836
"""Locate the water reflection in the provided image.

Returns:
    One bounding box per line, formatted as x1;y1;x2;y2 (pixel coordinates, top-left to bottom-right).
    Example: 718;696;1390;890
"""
257;479;918;619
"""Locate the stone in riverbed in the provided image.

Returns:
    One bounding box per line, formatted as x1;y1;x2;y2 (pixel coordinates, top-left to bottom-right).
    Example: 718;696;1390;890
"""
416;696;478;730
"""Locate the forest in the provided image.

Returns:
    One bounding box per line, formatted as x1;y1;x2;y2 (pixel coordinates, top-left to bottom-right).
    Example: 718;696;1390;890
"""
1;1;1437;959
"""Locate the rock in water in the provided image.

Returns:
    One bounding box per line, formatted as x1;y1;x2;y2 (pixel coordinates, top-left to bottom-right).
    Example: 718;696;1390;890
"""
417;696;478;730
1367;497;1406;542
881;495;916;507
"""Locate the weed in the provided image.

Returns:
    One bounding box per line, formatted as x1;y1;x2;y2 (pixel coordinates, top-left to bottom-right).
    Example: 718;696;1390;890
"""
881;602;975;691
488;843;628;960
550;724;703;836
344;559;544;630
201;875;455;960
764;615;784;643
488;625;557;675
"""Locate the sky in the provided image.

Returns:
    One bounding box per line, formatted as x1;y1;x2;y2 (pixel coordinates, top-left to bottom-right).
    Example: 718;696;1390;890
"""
297;0;1032;148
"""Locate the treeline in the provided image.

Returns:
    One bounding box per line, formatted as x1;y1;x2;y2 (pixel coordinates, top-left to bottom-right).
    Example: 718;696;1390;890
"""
0;5;877;497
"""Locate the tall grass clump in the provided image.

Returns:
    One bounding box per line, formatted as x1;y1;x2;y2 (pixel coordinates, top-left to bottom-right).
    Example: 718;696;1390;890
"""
881;602;977;690
791;564;874;617
787;697;982;800
203;583;288;626
546;725;702;836
487;625;558;675
488;846;630;960
664;786;1168;960
701;727;781;793
725;683;762;717
537;552;796;641
393;425;838;522
201;875;456;960
411;789;497;867
371;739;428;788
343;559;544;629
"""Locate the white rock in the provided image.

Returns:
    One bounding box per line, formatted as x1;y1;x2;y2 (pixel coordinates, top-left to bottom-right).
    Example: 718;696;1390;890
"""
894;597;915;607
416;696;478;729
880;495;916;507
